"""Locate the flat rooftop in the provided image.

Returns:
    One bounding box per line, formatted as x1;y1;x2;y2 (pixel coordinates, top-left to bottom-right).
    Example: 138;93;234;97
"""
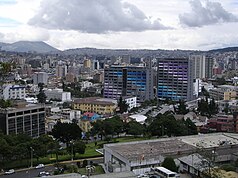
105;133;238;161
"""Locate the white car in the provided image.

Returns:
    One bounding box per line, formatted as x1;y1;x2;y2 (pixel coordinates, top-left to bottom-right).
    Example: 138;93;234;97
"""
36;164;45;169
4;169;15;175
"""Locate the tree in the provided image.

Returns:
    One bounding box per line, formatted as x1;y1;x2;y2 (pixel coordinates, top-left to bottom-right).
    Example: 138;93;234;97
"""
0;99;12;108
118;96;129;113
125;121;145;137
162;157;177;172
51;122;82;147
37;84;47;104
176;100;189;115
184;118;198;135
73;141;86;155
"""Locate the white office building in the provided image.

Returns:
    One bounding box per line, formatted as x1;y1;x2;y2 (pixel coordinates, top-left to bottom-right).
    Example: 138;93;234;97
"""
45;88;71;102
2;84;26;100
122;96;137;110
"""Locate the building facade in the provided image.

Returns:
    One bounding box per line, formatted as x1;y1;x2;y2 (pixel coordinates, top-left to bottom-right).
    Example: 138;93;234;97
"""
103;66;154;103
33;72;48;85
157;58;195;101
44;88;71;102
0;104;46;137
73;97;117;115
2;84;26;100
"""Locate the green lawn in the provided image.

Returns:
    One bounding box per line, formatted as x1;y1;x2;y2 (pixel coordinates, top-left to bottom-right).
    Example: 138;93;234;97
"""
4;136;151;169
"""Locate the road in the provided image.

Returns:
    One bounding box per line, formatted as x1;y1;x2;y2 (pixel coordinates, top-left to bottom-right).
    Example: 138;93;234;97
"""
0;166;54;178
0;157;103;178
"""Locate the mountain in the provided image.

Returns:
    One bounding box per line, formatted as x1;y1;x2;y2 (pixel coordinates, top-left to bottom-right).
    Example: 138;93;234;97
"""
0;41;59;53
0;42;8;48
209;47;238;53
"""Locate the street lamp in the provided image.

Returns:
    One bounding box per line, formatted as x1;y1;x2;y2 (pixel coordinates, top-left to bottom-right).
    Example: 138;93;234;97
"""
30;147;34;168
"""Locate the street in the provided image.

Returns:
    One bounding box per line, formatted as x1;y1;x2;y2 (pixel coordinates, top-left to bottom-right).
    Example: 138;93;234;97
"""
0;166;54;178
0;157;103;178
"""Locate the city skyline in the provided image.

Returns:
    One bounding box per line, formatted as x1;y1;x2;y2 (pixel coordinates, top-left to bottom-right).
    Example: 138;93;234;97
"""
0;0;238;50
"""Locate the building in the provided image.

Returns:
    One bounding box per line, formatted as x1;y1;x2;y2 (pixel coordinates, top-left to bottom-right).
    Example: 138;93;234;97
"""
2;84;26;100
189;55;214;79
73;97;117;115
33;72;48;85
44;88;71;102
83;58;91;69
0;102;46;137
104;133;238;175
122;96;137;110
104;66;154;103
79;112;101;132
207;115;237;132
209;85;237;101
157;58;195;101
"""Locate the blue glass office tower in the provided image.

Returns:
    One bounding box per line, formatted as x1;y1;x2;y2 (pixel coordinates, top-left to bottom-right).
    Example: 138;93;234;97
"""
104;66;154;103
157;58;195;101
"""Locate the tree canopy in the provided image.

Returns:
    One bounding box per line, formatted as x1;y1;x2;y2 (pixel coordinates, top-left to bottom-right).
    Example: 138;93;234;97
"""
51;122;82;147
162;157;177;172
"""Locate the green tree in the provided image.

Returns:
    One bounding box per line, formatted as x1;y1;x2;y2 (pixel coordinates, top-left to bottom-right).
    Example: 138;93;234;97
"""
51;122;82;147
37;85;47;104
125;121;145;137
162;157;177;172
118;96;129;113
184;118;198;135
73;140;86;155
0;99;12;108
176;100;189;115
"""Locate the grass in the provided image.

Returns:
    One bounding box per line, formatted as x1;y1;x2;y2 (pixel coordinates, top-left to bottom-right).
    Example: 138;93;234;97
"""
3;136;151;169
78;165;105;175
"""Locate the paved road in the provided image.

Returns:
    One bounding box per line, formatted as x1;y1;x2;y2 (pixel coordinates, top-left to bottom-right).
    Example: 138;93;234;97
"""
0;166;54;178
0;157;103;178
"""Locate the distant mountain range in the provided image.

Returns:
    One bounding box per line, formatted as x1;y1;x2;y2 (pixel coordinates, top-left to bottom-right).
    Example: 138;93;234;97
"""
0;40;238;55
0;41;59;53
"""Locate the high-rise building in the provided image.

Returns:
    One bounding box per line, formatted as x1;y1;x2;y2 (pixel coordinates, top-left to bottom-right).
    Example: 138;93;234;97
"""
2;84;26;100
103;66;154;103
0;102;46;137
189;55;214;79
33;72;48;85
157;58;195;101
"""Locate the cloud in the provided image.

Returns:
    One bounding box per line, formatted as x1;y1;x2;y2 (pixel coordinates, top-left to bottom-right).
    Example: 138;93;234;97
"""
28;0;170;33
179;0;238;27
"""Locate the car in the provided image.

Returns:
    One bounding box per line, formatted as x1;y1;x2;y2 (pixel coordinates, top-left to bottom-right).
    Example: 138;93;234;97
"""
4;169;15;175
36;164;45;169
38;171;50;177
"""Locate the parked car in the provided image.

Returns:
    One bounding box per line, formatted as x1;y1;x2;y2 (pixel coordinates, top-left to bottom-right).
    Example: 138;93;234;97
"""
38;171;50;177
35;164;45;169
4;169;15;175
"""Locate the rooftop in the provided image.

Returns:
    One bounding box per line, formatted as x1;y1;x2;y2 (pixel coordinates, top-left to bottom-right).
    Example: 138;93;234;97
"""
105;133;238;161
74;97;116;106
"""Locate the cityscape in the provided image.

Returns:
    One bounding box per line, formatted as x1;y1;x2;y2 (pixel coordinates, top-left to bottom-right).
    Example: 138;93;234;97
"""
0;0;238;178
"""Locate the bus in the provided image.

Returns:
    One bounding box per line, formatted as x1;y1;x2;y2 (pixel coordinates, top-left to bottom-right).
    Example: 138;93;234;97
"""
151;167;179;178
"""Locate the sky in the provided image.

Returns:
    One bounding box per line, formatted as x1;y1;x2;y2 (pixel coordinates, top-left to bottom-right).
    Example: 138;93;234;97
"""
0;0;238;50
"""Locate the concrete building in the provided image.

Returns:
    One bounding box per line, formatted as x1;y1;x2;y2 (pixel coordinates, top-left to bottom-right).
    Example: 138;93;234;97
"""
157;58;195;101
104;66;154;103
189;55;214;79
104;133;238;175
209;85;237;101
2;84;26;100
0;102;46;137
33;72;48;85
45;88;71;102
73;97;117;115
122;96;137;110
80;81;93;91
84;58;91;69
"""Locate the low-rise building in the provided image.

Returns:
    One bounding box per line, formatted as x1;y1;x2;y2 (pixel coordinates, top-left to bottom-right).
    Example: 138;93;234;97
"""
104;133;238;175
45;88;71;102
2;84;26;100
122;96;137;110
208;115;237;133
73;97;117;115
209;85;237;101
0;101;45;137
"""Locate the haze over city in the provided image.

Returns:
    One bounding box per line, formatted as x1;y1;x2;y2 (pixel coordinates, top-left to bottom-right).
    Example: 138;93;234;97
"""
0;0;238;50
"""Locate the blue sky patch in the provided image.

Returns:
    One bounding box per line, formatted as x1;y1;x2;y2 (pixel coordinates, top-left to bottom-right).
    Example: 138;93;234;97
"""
0;17;21;27
0;0;17;5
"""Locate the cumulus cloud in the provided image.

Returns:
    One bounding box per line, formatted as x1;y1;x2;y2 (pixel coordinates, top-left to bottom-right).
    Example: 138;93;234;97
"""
28;0;170;33
179;0;238;27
